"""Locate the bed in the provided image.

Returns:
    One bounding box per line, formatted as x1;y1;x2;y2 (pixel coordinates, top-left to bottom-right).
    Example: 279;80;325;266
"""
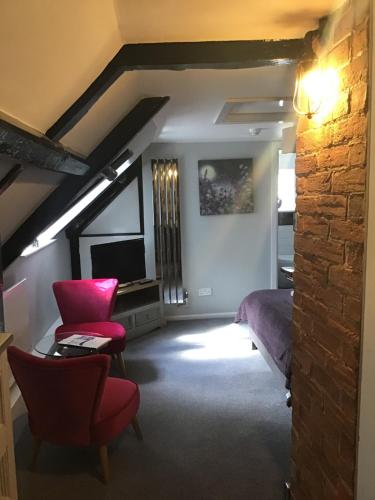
235;289;293;390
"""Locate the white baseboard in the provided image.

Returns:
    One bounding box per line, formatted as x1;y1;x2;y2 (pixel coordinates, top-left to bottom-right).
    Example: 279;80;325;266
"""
166;312;236;321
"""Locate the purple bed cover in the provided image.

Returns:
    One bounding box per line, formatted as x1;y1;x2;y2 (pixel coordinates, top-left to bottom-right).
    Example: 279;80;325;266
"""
235;289;293;383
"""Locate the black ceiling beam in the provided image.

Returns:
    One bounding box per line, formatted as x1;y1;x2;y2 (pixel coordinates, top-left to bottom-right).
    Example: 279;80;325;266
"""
66;156;142;238
0;119;90;176
0;164;24;196
2;97;169;268
46;38;307;141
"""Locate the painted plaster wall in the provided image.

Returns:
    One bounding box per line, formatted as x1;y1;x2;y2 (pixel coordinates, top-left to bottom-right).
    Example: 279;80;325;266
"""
143;141;279;317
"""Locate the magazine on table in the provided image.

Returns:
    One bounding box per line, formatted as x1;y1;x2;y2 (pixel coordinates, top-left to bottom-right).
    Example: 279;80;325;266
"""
57;334;111;350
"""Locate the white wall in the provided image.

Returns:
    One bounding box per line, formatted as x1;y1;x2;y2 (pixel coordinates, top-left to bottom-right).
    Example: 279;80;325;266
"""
356;6;375;498
3;234;71;348
143;141;279;317
82;178;140;235
79;161;156;280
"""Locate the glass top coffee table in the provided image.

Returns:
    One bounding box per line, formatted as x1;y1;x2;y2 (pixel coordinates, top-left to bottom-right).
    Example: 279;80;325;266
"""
35;335;99;358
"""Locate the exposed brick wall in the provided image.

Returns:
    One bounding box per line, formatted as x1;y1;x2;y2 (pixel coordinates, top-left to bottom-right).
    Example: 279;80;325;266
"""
292;2;369;499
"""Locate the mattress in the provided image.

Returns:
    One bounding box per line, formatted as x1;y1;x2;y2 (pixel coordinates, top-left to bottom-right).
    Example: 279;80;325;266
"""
235;289;293;383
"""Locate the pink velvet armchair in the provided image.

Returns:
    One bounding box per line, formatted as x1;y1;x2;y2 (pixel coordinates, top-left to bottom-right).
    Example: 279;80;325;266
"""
53;278;127;375
7;346;142;482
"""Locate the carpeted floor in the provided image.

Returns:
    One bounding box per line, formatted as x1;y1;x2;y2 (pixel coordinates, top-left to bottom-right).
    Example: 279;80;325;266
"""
15;319;291;500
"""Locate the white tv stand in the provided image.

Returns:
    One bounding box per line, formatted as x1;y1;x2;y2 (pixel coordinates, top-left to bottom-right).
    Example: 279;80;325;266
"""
112;280;166;340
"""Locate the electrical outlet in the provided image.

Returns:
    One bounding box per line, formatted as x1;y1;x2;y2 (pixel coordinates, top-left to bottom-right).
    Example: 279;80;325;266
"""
198;288;212;296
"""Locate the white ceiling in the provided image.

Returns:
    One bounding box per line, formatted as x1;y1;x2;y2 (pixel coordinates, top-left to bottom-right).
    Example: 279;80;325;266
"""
139;66;297;143
61;65;297;155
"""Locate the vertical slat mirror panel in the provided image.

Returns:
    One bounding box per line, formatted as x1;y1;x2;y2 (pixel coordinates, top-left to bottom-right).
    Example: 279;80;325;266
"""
152;159;184;304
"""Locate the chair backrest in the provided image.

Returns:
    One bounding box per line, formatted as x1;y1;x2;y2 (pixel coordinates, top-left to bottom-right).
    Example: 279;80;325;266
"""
7;347;109;446
53;279;119;324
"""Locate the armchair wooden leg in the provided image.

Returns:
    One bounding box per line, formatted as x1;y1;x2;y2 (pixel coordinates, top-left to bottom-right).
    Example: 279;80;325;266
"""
115;353;127;377
131;417;143;441
99;445;110;484
30;437;42;471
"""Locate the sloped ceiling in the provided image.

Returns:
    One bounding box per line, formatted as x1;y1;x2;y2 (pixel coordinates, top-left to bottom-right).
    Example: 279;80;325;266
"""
0;0;122;135
0;157;62;241
114;0;338;43
0;0;338;251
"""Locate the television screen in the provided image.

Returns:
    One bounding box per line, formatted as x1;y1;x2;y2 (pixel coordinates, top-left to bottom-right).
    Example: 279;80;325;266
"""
91;238;146;284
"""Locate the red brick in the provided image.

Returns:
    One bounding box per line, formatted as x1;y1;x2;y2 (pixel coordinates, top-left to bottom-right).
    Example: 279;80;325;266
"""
315;285;343;311
296;173;331;194
296;216;329;237
294;307;314;334
297;127;332;154
295;154;317;176
333;113;368;144
294;254;331;288
312;363;341;402
348;193;365;218
350;81;368;113
339;431;356;467
330;219;365;242
292;11;369;497
300;293;332;324
317;145;348;170
348;142;367;167
345;241;364;270
295;234;344;264
312;320;344;356
341;340;360;374
328;265;363;297
350;50;368;81
333;90;350;120
297;195;347;218
332;167;366;193
342;50;368;87
294;269;316;290
352;23;368;57
294;344;314;376
344;296;362;323
327;37;350;68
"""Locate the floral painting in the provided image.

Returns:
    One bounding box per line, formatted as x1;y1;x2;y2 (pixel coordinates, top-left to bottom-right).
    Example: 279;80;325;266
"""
198;158;254;215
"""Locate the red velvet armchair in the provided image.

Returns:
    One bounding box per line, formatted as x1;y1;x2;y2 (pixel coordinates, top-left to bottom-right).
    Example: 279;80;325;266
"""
7;347;142;482
53;278;127;376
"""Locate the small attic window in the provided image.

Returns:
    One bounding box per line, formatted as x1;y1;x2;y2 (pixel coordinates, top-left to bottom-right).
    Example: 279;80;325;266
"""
21;157;133;257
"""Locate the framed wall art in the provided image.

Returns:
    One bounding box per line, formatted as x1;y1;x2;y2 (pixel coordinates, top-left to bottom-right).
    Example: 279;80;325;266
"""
198;158;254;215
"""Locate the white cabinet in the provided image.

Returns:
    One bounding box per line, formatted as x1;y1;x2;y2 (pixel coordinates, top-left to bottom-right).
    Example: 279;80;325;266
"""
112;281;165;340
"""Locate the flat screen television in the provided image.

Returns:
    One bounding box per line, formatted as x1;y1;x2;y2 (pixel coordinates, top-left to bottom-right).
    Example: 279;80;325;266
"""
91;238;146;284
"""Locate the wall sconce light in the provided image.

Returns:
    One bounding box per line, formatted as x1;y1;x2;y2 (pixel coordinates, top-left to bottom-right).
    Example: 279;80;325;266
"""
293;61;340;120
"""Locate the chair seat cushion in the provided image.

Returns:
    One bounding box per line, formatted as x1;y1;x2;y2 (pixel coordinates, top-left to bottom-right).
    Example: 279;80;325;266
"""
55;322;126;354
92;377;140;444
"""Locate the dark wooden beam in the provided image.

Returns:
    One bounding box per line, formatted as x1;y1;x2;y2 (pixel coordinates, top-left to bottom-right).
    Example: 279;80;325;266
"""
46;39;307;141
66;156;143;238
0;119;90;176
2;97;169;268
69;235;81;280
0;164;24;196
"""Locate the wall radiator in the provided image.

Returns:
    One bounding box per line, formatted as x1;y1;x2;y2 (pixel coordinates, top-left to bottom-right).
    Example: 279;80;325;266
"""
152;159;185;304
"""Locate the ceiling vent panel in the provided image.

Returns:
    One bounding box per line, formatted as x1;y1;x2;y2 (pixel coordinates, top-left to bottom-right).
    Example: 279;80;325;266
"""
215;97;295;125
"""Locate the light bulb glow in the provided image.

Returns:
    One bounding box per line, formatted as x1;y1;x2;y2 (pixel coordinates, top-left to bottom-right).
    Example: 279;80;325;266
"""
293;64;340;121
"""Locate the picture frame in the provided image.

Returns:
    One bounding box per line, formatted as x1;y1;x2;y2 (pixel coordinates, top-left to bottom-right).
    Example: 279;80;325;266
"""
198;158;254;215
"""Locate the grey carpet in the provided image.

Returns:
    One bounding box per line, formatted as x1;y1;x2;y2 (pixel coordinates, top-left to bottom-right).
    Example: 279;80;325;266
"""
14;319;291;500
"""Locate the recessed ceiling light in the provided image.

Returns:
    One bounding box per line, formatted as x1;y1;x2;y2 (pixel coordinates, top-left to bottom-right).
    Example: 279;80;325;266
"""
278;99;284;107
278;120;284;124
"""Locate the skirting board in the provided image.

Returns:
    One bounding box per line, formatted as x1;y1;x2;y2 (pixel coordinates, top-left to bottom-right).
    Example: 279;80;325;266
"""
166;312;236;321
